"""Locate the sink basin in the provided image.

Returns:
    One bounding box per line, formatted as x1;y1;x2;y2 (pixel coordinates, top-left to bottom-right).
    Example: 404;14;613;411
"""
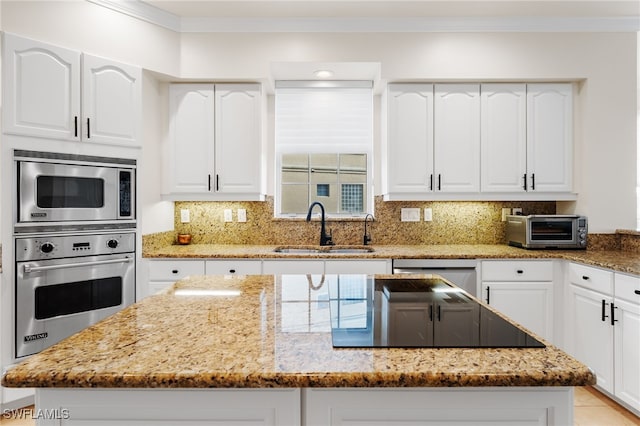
273;245;374;254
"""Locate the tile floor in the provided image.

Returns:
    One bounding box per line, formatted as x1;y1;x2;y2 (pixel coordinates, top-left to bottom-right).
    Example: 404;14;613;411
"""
0;386;638;425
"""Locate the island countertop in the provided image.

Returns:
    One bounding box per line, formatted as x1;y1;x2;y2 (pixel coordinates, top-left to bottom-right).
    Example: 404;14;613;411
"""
3;274;595;389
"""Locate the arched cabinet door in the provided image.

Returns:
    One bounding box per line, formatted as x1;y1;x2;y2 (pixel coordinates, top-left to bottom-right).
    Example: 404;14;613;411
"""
3;33;81;141
82;54;141;146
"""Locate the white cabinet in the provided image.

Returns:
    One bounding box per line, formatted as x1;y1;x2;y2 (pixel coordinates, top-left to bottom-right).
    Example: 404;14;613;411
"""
481;260;554;341
526;84;573;193
205;259;262;275
613;273;640;412
480;84;527;192
263;259;390;275
166;83;264;200
147;260;206;296
434;84;480;193
3;33;141;146
566;263;640;414
383;84;434;194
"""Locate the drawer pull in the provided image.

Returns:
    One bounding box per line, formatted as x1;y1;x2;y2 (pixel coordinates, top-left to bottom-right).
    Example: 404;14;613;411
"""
172;269;179;274
635;290;640;295
516;270;524;274
229;269;236;274
601;299;609;322
485;286;490;304
582;275;589;280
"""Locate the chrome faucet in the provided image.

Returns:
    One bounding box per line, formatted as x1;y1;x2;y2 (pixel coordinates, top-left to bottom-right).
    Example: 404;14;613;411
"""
363;214;374;245
306;202;334;246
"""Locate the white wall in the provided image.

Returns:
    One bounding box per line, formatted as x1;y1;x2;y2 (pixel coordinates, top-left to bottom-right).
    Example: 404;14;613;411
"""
0;2;637;233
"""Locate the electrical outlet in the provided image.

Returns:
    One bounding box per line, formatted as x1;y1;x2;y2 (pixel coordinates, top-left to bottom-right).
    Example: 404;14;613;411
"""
424;208;433;222
180;209;190;223
501;208;511;221
237;209;247;223
401;208;420;222
224;209;233;222
512;207;523;215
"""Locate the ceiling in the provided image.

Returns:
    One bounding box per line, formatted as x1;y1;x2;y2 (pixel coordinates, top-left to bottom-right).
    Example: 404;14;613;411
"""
142;1;639;20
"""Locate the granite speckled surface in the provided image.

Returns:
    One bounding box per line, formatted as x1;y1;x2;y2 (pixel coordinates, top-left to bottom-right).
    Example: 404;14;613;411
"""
144;243;640;276
2;274;595;389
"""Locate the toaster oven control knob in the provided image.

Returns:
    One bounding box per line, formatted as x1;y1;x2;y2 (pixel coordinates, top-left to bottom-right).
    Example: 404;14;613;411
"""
40;242;55;253
107;239;119;249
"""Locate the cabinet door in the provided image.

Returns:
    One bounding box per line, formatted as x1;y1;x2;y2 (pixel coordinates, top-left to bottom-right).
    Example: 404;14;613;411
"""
168;84;215;193
381;299;433;346
434;300;480;347
214;84;262;194
82;54;141;146
480;84;527;192
434;84;480;192
567;284;614;394
3;33;80;140
385;84;434;193
482;282;553;341
526;83;573;192
614;297;640;411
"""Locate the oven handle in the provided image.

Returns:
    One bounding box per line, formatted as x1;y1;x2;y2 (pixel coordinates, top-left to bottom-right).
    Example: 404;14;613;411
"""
23;257;133;274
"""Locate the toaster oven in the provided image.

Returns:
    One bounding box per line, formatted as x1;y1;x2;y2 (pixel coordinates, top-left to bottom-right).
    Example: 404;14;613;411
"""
506;214;587;249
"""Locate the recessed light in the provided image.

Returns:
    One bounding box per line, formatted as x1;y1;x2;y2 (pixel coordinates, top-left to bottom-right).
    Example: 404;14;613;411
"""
314;70;334;79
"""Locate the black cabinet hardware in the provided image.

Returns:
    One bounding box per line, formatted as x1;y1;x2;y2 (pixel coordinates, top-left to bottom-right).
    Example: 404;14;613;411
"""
531;173;535;190
635;290;640;295
601;299;609;322
172;269;178;274
87;118;91;138
582;276;589;280
523;173;527;191
229;269;236;274
429;305;433;322
429;174;433;191
216;174;220;191
438;174;441;191
437;305;442;321
486;286;490;304
207;174;211;191
74;116;78;137
517;270;524;274
611;303;618;326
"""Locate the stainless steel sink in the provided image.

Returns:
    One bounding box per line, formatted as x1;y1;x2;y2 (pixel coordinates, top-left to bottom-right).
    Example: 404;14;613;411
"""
273;245;374;254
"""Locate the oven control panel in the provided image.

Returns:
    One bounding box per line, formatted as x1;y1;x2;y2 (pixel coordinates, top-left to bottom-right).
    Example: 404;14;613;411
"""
16;232;135;261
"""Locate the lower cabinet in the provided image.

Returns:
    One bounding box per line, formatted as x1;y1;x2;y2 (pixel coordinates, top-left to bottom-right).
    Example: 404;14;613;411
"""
263;259;391;275
205;259;262;275
481;260;554;341
566;263;640;414
147;260;206;296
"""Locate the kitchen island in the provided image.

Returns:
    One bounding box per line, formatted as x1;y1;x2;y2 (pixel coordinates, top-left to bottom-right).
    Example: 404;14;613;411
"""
3;274;595;425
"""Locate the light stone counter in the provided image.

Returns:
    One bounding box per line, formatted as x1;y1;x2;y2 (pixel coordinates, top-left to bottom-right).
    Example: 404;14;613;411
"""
3;274;594;389
144;243;640;275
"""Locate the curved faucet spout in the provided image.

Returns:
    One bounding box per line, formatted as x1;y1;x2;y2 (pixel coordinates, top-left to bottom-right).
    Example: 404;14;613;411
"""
306;202;334;246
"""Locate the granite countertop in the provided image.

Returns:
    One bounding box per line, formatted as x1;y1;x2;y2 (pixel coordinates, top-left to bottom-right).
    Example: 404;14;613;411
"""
144;243;640;275
3;274;595;389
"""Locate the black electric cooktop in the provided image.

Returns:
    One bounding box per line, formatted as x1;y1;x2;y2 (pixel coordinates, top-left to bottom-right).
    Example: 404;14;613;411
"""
329;277;545;349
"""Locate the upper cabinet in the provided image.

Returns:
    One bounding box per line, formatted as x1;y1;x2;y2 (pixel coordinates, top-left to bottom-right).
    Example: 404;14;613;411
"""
383;82;574;201
2;33;141;147
165;83;265;201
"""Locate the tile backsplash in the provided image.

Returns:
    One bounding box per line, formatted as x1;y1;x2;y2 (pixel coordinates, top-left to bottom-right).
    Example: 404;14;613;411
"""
164;197;556;246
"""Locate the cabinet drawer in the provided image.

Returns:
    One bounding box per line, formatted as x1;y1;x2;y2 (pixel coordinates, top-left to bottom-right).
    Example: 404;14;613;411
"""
614;273;640;304
262;260;324;275
325;260;390;274
148;260;206;281
481;260;553;281
205;260;262;275
568;263;613;294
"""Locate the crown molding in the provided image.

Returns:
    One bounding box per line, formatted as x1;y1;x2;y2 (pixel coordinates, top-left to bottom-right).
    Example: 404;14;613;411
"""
88;1;640;33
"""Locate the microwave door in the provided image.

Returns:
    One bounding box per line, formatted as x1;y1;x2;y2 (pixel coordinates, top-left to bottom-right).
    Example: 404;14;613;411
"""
529;220;575;242
19;162;118;223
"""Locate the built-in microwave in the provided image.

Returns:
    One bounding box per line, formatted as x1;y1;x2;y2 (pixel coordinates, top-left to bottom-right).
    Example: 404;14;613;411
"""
15;150;136;232
506;214;587;249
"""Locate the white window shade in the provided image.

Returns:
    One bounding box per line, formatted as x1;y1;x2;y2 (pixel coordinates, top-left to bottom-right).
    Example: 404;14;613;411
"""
275;83;373;153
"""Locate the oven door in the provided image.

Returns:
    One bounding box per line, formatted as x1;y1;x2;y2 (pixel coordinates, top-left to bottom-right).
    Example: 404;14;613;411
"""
18;161;120;223
528;218;577;246
15;253;135;358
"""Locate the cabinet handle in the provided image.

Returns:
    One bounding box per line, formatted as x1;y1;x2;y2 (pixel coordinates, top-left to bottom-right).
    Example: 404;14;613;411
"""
601;299;609;322
516;269;524;274
437;305;442;322
523;173;527;191
438;174;441;191
611;303;618;326
531;173;535;190
87;118;91;139
216;174;220;191
634;290;640;295
229;269;236;274
582;275;590;280
485;286;490;304
429;305;433;322
74;116;78;137
172;269;179;274
208;174;211;191
429;174;433;191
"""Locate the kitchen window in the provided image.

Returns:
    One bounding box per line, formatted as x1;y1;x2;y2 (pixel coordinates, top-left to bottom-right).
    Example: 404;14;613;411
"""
275;81;373;217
